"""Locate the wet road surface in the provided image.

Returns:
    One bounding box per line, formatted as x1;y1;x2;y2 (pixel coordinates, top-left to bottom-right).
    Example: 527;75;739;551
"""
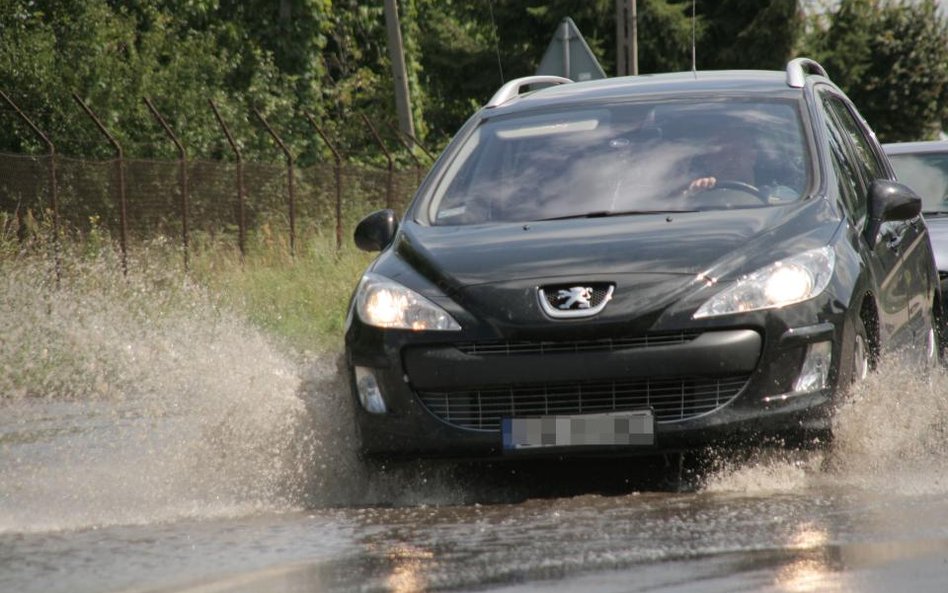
7;462;948;593
7;361;948;593
5;260;948;592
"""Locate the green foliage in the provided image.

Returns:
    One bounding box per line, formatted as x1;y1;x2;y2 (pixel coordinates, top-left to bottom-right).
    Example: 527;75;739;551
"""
5;0;942;165
414;1;615;137
635;0;697;74
0;212;373;355
698;0;803;70
0;0;299;160
412;0;804;141
804;0;948;141
192;233;373;352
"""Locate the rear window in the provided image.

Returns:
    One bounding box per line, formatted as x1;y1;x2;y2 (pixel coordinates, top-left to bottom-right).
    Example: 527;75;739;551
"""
426;99;810;225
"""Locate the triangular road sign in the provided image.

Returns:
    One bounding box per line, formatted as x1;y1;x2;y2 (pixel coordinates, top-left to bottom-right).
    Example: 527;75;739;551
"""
536;17;607;81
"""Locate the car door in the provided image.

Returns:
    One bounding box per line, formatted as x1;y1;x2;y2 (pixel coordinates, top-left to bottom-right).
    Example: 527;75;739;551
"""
828;94;935;348
817;88;910;347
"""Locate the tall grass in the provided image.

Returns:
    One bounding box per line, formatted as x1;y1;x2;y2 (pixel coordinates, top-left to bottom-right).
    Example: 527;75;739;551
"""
1;213;374;359
188;225;374;354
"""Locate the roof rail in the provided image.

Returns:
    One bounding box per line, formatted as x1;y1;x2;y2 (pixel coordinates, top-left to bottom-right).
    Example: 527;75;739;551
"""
786;58;828;88
485;75;572;109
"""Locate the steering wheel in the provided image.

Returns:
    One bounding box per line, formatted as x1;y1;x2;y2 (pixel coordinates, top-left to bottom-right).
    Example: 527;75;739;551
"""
692;179;767;203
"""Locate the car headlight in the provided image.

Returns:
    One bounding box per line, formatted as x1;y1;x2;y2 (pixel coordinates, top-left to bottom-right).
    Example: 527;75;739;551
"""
694;247;835;319
355;273;462;331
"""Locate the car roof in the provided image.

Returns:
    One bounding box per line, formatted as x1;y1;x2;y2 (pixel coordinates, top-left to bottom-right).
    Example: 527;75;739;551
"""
488;70;808;115
882;140;948;156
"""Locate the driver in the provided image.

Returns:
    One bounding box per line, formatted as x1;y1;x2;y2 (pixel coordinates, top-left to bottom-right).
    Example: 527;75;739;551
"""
687;126;758;192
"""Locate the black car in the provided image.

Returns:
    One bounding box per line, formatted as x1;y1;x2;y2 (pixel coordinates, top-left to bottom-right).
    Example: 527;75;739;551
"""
883;141;948;325
345;58;939;460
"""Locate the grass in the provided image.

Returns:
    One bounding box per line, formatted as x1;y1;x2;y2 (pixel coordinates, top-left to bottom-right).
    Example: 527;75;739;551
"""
2;213;376;357
189;229;374;354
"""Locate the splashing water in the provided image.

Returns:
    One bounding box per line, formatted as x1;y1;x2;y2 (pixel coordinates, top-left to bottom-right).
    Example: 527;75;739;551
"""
703;356;948;496
0;250;369;533
8;248;948;532
824;357;948;494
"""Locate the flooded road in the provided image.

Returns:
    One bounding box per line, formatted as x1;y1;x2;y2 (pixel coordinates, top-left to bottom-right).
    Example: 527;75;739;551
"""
4;258;948;592
7;446;948;593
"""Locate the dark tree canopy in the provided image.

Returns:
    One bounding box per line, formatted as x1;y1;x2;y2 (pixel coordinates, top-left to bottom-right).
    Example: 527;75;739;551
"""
698;0;803;70
805;0;948;142
0;0;943;161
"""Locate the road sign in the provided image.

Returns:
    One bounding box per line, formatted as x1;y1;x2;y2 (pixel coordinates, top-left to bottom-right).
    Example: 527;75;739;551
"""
536;17;607;81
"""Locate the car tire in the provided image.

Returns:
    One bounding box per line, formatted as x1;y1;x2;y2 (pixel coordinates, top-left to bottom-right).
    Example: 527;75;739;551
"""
851;315;871;384
924;319;938;369
931;297;946;367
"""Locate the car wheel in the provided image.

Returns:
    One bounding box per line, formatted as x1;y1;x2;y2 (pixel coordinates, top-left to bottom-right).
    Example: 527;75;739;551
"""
922;316;939;369
851;315;871;383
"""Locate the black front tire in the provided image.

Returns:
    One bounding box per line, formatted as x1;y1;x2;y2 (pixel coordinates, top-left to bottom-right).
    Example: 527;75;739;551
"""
851;315;871;384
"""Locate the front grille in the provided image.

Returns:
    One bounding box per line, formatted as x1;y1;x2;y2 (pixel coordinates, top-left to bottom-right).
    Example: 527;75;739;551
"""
540;284;613;309
418;375;749;431
455;332;701;356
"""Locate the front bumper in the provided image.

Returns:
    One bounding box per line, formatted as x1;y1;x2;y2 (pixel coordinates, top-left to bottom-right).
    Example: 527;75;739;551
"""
346;312;844;460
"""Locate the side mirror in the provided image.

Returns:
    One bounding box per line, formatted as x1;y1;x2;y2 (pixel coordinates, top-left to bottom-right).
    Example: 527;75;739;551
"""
354;209;399;252
864;180;922;247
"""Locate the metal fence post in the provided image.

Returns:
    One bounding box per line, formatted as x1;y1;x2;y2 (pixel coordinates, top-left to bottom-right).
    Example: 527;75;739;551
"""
209;100;247;260
0;90;61;282
144;97;190;271
72;93;128;275
254;109;296;256
304;113;345;251
361;114;394;209
386;121;426;185
391;125;435;161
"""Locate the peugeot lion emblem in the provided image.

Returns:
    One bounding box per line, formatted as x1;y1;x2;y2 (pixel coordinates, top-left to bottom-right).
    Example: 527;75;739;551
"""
557;287;593;310
539;283;614;319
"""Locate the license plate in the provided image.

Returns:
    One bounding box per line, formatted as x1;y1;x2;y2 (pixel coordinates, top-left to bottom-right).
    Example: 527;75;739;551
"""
502;410;655;451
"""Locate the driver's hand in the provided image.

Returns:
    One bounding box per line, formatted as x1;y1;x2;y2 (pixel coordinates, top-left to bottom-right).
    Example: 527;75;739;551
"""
688;177;717;191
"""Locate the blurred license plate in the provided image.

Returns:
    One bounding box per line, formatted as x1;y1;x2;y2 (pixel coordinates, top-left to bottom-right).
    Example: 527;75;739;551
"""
502;410;654;450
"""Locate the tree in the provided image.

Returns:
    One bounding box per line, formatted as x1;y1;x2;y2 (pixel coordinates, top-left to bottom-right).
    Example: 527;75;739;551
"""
412;0;617;144
636;0;698;74
411;1;804;144
805;0;948;141
0;0;812;160
0;0;302;160
698;0;803;71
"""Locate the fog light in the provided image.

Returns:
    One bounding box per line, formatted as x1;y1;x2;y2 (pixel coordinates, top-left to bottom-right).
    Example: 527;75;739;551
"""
793;341;832;393
355;366;387;414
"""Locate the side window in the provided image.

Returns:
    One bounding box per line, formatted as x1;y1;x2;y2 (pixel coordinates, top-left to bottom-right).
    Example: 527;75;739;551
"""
825;96;890;183
819;94;865;222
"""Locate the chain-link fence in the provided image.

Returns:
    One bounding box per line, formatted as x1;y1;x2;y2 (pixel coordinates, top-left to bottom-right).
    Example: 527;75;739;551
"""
0;150;422;264
0;92;431;272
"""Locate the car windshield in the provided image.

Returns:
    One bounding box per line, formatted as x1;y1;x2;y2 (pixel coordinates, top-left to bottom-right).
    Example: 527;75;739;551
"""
427;99;810;225
888;152;948;214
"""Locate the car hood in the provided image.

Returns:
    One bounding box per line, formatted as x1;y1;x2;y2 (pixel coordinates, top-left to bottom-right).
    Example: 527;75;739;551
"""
377;200;839;333
924;214;948;272
394;200;836;288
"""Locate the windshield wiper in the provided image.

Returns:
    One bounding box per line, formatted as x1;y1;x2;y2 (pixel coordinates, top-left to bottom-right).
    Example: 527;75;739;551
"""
923;210;948;217
537;209;698;221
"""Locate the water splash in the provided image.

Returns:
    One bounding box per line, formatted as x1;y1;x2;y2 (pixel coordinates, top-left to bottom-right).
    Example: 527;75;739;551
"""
0;250;366;532
11;247;948;531
703;357;948;496
824;357;948;494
